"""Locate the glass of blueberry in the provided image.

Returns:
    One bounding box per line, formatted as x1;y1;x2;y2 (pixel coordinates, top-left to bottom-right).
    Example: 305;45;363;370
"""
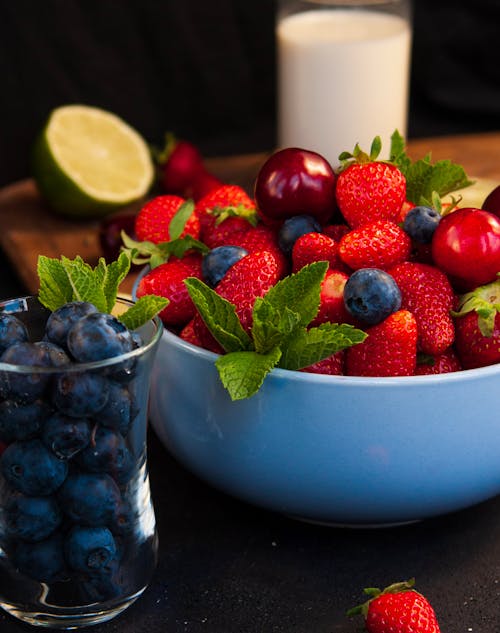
0;295;163;628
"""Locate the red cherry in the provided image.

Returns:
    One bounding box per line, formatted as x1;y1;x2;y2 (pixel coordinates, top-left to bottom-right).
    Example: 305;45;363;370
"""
431;207;500;290
482;184;500;218
254;148;336;225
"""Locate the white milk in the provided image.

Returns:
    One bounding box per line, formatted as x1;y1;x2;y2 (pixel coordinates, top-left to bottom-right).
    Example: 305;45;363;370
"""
277;9;411;166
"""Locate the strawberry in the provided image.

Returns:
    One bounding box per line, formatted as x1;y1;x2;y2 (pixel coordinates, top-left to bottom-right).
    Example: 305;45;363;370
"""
322;223;350;242
310;269;352;327
179;318;203;347
291;232;339;273
190;169;223;201
339;220;411;271
135;254;203;327
414;349;462;375
348;579;441;633
202;215;252;250
301;350;345;375
452;278;500;369
135;195;200;244
159;136;204;196
238;224;289;278
195;184;256;242
345;310;417;377
389;261;455;355
335;161;406;229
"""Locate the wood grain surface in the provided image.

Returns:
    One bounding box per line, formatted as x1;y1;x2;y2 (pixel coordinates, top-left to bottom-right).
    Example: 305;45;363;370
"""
0;132;499;295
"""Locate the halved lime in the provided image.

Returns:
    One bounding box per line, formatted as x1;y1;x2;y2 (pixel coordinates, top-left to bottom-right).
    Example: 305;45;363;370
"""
32;104;155;219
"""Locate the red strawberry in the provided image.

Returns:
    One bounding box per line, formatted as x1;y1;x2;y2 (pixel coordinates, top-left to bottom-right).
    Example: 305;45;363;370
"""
414;348;462;375
190;169;223;201
322;223;350;242
310;269;352;327
348;579;441;633
160;137;204;196
179;319;203;347
135;254;203;327
389;261;455;355
135;195;200;244
345;310;417;377
335;161;406;229
291;232;339;273
202;216;252;250
301;350;345;375
339;220;411;271
238;224;289;278
452;278;500;369
195;184;256;241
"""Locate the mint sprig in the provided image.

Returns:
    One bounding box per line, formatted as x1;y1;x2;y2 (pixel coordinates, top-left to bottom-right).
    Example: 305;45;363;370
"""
185;262;367;400
37;252;168;329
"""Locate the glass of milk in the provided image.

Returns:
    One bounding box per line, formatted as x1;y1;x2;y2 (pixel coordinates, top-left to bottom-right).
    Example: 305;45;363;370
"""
277;0;412;167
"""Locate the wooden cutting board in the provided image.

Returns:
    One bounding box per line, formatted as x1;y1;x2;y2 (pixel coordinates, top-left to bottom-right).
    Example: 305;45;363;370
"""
0;133;499;296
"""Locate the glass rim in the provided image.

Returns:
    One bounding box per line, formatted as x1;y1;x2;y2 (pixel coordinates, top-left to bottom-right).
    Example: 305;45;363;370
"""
0;295;163;375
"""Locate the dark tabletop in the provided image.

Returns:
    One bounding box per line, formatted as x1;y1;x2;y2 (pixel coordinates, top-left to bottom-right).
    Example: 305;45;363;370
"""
0;249;500;633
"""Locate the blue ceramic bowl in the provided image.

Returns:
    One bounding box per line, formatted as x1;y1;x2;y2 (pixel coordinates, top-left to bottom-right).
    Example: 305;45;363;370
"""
148;326;500;526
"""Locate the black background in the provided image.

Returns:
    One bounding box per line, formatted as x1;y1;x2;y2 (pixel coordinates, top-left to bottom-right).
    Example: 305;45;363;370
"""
0;0;499;187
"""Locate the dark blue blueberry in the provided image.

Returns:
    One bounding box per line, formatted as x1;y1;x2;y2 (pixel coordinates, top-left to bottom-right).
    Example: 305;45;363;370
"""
98;382;134;435
4;492;62;542
278;214;322;256
0;341;70;403
81;559;123;601
64;526;117;573
45;301;98;350
0;314;28;354
109;498;135;536
57;472;121;526
344;268;402;325
402;205;441;244
202;246;249;287
1;439;68;495
78;427;133;485
0;399;52;443
67;312;134;363
52;371;109;417
14;532;65;583
42;413;91;459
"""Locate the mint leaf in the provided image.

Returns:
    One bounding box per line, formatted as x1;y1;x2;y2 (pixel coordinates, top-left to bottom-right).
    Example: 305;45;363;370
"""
184;277;252;352
96;252;131;312
215;347;282;401
61;256;108;313
168;200;196;240
118;295;168;330
389;129;406;160
37;256;74;311
121;231;208;269
279;323;367;370
251;302;302;354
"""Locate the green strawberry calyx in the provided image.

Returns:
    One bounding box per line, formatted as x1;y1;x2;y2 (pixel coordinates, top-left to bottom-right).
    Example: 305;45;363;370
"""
121;199;210;269
37;252;168;330
185;261;367;401
347;578;416;618
452;276;500;337
207;203;259;227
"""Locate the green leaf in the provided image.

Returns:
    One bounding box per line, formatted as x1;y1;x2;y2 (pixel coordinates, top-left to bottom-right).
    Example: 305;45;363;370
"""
389;129;406;161
251;302;302;354
37;256;74;311
369;135;382;161
452;278;500;337
118;295;169;330
96;252;131;312
121;231;208;268
279;323;367;370
215;347;282;400
184;277;251;352
168;200;196;240
60;256;108;312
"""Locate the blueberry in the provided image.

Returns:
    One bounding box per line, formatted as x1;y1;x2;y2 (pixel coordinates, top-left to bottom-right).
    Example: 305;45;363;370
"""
109;498;134;536
67;312;134;363
64;526;117;573
402;205;441;243
0;341;70;403
202;246;249;287
14;532;66;583
0;314;28;354
98;382;134;435
42;413;91;459
344;268;402;325
52;371;109;417
78;427;133;485
4;492;62;542
278;214;322;255
45;301;99;350
0;399;52;443
81;560;123;601
1;439;68;495
58;472;121;526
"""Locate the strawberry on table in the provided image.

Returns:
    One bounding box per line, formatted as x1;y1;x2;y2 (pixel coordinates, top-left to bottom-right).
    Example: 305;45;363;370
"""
345;310;417;377
338;220;411;271
389;261;456;355
135;195;200;243
348;579;441;633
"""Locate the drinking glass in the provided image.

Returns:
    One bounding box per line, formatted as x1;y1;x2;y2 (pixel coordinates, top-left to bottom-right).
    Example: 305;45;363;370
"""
0;296;162;628
277;0;412;166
